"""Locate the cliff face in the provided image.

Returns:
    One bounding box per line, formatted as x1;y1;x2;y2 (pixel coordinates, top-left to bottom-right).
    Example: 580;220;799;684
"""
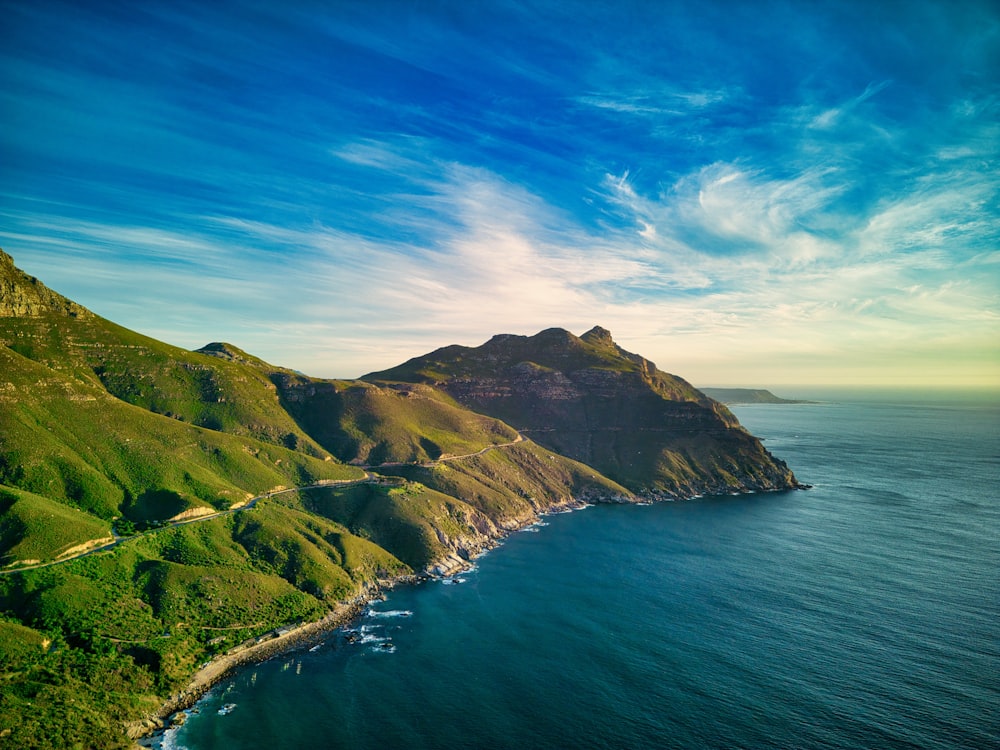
365;326;800;497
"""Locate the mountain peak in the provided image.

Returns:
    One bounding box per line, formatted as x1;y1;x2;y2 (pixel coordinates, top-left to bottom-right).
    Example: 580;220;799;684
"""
196;342;271;368
580;325;614;345
529;327;580;348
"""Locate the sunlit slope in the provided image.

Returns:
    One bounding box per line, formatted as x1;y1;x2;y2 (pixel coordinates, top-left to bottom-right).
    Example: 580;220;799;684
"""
0;485;113;566
0;251;329;457
383;440;632;524
297;439;632;572
0;504;408;747
0;344;360;559
300;480;495;572
193;341;524;465
269;374;520;465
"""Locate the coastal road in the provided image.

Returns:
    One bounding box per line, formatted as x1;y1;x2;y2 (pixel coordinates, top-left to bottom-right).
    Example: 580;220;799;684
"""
1;433;528;575
0;474;375;576
358;431;525;469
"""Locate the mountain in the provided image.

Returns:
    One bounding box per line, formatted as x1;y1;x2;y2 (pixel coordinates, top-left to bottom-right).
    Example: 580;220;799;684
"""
0;252;356;532
700;388;814;404
0;249;801;747
364;326;800;497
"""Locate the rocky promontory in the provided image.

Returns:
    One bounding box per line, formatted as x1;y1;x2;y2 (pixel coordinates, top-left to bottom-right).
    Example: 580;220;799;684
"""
364;326;802;498
700;387;815;405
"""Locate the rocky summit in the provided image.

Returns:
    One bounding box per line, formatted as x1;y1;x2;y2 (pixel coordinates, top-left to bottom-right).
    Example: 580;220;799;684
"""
364;325;801;497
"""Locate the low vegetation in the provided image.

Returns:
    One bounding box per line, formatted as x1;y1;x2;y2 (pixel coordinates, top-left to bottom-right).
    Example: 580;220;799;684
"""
0;505;408;748
0;487;112;566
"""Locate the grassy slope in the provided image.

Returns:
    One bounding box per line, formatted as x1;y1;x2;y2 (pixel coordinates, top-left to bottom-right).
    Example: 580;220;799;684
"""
0;504;408;748
299;440;631;571
298;481;488;571
0;345;360;533
0;254;403;743
5;312;331;458
386;441;632;523
253;372;519;466
0;486;112;565
332;382;519;462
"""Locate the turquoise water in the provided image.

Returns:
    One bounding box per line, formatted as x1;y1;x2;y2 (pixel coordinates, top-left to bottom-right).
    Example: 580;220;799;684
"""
172;392;999;749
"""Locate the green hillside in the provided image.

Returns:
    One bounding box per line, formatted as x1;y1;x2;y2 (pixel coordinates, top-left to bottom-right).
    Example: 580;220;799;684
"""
0;254;330;458
381;440;632;527
0;486;113;566
199;342;522;466
0;504;407;747
0;344;359;530
300;443;629;572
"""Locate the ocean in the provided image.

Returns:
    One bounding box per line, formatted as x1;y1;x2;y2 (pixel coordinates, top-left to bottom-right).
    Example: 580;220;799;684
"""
169;390;999;750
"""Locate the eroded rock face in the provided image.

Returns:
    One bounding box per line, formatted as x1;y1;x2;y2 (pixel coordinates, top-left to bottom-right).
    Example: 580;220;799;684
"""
0;250;90;319
365;326;800;497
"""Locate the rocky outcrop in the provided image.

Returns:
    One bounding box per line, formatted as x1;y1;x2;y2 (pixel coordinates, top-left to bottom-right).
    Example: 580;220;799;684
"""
0;249;91;319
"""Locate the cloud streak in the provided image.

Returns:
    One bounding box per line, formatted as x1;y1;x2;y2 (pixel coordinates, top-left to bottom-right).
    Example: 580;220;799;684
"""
1;0;997;386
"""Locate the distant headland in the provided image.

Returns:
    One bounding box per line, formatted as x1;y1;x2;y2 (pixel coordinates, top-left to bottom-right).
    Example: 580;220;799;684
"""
700;388;817;405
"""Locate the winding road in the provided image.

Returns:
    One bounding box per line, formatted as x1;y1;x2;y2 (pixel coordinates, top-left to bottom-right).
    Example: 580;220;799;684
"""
1;433;526;575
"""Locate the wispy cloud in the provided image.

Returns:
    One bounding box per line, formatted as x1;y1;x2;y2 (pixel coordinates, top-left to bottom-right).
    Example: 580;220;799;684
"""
810;80;893;129
575;86;732;117
2;0;998;386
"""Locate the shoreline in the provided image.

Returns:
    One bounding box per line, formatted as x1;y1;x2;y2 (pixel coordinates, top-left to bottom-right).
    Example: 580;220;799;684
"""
127;582;410;747
126;502;584;746
129;486;800;746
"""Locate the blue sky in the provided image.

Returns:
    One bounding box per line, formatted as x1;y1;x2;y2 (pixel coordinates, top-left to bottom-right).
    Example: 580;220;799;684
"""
2;0;998;386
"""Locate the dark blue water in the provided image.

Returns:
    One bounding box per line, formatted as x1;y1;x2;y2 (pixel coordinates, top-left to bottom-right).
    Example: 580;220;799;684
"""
171;391;1000;749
